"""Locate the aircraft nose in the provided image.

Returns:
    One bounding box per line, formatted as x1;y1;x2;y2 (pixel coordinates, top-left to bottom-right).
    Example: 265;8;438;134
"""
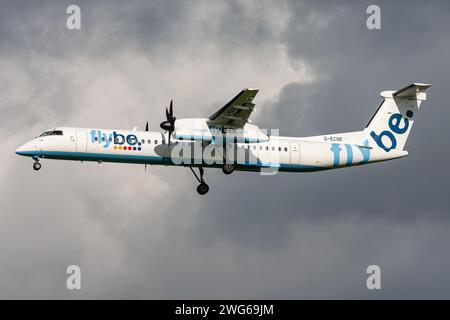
15;144;27;155
15;141;34;156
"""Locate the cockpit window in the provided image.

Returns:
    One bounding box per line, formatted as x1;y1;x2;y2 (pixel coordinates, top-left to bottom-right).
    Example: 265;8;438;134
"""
39;130;63;137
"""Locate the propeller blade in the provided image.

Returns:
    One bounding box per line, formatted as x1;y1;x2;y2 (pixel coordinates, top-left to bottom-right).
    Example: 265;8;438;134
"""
145;122;149;131
160;99;176;144
145;164;147;172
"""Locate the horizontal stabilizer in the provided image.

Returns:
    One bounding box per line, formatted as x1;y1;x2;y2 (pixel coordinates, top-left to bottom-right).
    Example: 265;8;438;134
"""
393;83;431;99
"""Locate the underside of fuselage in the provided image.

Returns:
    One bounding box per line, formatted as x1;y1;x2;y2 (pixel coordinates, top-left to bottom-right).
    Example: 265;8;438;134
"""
15;149;328;173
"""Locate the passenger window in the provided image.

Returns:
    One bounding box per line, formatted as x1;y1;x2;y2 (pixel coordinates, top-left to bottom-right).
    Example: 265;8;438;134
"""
278;147;281;152
141;139;145;144
154;140;158;144
259;146;262;150
148;139;151;144
253;146;256;150
265;146;269;151
272;147;275;151
102;137;105;142
284;147;288;152
95;137;98;142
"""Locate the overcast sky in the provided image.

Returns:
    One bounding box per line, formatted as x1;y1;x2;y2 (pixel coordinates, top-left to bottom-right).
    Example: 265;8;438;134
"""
1;0;450;299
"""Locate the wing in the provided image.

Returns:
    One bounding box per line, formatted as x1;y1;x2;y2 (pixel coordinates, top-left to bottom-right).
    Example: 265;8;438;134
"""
207;88;259;128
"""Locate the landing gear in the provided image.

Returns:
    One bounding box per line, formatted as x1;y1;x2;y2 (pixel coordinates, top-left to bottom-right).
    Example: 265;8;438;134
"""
196;183;209;195
33;159;41;171
190;166;209;195
222;163;234;175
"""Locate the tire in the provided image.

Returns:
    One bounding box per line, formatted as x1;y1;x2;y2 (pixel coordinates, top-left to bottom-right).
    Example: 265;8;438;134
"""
222;163;234;175
33;162;41;171
197;183;209;195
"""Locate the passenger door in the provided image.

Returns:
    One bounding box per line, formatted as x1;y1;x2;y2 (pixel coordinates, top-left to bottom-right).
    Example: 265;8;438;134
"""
290;142;300;164
76;129;87;152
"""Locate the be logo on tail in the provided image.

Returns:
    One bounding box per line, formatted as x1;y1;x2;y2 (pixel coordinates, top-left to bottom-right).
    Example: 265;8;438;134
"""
370;111;413;152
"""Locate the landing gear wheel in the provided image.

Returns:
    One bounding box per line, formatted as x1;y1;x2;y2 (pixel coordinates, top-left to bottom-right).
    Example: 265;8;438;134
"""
222;163;234;175
190;166;210;195
33;162;41;171
197;183;209;195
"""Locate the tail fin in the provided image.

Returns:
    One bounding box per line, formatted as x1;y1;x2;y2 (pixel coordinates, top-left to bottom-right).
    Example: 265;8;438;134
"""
364;83;431;152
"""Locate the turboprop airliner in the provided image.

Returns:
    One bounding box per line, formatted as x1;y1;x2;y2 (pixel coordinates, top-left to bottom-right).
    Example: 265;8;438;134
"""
16;83;430;195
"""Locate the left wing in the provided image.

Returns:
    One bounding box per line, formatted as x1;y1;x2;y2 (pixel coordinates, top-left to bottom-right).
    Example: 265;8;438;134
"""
207;88;259;128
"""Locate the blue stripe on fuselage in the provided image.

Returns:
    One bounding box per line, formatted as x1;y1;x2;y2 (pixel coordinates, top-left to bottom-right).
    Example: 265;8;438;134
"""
16;150;325;172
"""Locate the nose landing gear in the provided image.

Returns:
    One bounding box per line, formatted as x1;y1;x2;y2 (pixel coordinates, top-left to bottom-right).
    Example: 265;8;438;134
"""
33;159;41;171
190;166;209;195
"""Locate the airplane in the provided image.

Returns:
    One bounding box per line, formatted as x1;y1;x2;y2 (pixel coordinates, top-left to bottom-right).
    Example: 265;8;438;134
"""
16;83;430;195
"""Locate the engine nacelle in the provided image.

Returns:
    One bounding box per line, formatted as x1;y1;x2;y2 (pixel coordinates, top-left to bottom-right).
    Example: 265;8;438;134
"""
174;118;269;143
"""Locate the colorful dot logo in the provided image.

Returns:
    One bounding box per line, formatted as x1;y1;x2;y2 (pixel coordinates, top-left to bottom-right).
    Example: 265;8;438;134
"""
113;145;142;151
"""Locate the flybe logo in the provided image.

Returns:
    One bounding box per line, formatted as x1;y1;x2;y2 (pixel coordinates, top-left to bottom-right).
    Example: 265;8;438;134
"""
89;129;142;151
370;111;412;152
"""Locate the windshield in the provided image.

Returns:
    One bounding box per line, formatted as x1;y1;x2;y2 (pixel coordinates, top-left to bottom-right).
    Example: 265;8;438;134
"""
38;130;63;137
39;131;52;137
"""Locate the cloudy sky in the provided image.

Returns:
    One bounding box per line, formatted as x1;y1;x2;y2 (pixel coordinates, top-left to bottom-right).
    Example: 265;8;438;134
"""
1;0;450;299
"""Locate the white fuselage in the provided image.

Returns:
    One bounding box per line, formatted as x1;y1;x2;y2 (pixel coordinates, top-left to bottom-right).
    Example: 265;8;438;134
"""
15;126;408;172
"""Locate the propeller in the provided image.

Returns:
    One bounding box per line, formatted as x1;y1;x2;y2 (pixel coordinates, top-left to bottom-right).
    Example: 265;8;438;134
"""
160;99;176;144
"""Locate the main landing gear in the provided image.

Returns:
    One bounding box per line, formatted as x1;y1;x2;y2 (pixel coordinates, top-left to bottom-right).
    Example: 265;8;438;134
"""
222;163;235;175
190;166;209;195
33;158;41;171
